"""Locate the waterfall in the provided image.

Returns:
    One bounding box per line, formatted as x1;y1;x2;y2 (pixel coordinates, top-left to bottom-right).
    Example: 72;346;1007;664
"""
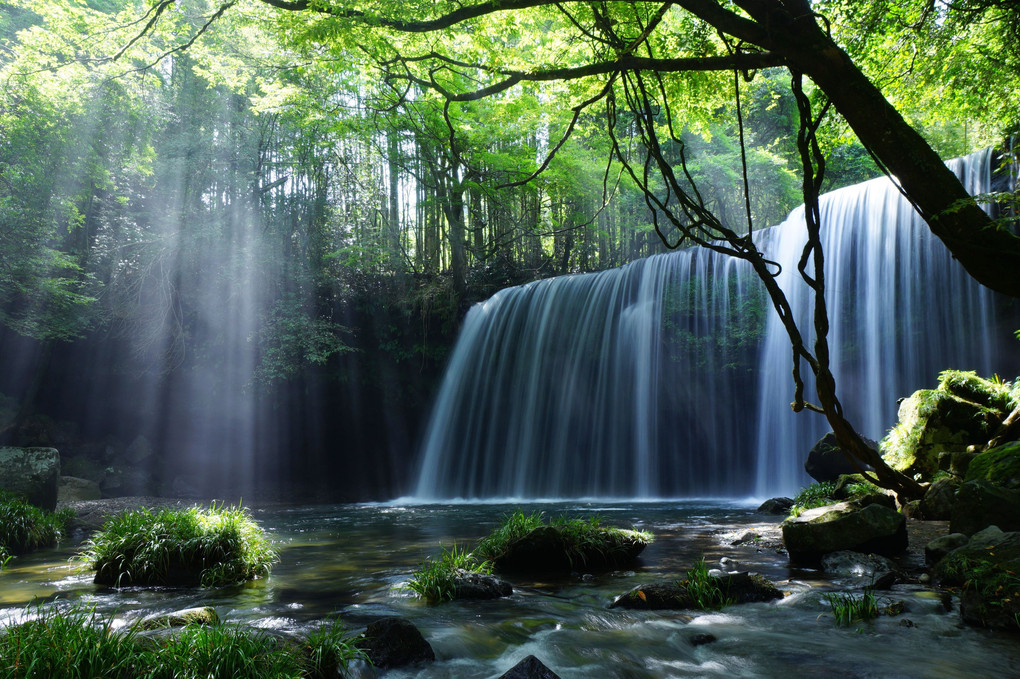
413;149;1008;500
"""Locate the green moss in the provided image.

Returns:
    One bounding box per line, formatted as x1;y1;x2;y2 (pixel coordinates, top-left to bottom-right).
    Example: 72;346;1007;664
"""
966;442;1020;489
0;490;73;569
788;481;838;516
75;503;277;587
937;369;1012;412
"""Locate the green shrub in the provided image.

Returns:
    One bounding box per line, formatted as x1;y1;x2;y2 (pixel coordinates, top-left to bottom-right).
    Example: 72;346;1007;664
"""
0;603;141;679
302;620;370;678
75;503;277;587
825;588;879;626
0;490;73;569
406;543;491;603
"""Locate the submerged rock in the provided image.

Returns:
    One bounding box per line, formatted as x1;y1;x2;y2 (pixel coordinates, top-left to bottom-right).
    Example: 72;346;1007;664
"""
497;655;561;679
0;446;60;510
781;502;907;566
610;572;782;610
820;551;898;584
950;479;1020;535
138;606;220;630
358;617;435;669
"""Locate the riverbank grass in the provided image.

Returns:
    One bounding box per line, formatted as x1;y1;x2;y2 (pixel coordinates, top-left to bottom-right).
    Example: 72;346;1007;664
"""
76;503;277;587
0;490;73;568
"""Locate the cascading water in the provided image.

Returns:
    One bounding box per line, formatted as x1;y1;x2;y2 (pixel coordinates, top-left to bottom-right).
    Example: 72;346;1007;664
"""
414;149;1011;500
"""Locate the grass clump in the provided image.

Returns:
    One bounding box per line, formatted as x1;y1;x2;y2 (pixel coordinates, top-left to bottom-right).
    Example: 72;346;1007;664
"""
303;620;370;678
0;603;142;679
680;559;734;611
75;503;277;587
0;490;73;569
406;543;492;603
788;481;838;516
475;510;653;569
825;588;879;626
1;604;370;679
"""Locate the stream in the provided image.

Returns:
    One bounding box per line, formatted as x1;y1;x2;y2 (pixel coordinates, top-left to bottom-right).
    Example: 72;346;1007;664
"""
1;500;1017;678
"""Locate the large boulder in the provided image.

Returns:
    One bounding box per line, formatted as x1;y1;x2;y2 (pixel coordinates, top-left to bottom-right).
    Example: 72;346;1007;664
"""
949;479;1020;536
497;655;562;679
918;477;959;521
610;572;782;610
781;502;907;566
58;475;102;502
358;617;435;669
757;497;794;514
804;433;874;483
881;372;1011;481
933;526;1020;631
0;446;60;510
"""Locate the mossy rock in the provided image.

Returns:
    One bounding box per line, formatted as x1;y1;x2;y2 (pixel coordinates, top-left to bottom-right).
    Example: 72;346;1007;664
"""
610;572;782;610
937;370;1013;413
881;389;1000;480
933;526;1020;631
949;480;1020;536
966;441;1020;489
138;606;220;631
491;525;648;575
781;502;907;566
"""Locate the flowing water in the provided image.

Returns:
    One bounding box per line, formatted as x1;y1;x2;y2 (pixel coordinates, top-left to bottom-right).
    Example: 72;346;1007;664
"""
1;502;1017;678
415;149;1014;501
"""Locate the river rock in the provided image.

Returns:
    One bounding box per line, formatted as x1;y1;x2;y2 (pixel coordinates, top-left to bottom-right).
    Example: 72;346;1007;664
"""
933;526;1020;630
781;502;907;566
138;606;220;630
452;569;512;599
610;572;782;610
358;617;435;669
924;532;969;566
820;551;897;583
100;466;153;497
58;475;102;502
497;655;561;679
0;446;60;510
757;497;794;514
918;477;959;520
492;525;647;576
949;479;1020;535
805;433;874;483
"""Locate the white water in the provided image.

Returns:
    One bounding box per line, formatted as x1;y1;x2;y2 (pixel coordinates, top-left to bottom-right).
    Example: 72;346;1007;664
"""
415;149;1006;500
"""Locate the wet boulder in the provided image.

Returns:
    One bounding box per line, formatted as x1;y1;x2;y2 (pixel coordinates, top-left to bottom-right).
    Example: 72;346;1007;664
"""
781;502;907;566
0;446;60;510
610;572;782;610
497;655;562;679
820;551;898;585
933;526;1020;631
358;617;435;669
451;569;512;600
805;433;874;483
949;479;1020;536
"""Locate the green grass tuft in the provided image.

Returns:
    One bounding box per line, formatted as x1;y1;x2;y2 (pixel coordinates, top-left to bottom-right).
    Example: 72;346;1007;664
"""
0;490;73;569
75;503;278;587
405;543;492;603
679;558;735;611
825;588;879;626
142;623;302;679
302;619;370;678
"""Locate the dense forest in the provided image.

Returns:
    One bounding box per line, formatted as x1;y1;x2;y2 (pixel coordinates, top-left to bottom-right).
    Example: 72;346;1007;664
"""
1;0;1018;499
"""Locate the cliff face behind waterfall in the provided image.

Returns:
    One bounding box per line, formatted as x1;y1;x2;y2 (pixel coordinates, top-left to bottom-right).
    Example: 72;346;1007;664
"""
414;149;1020;501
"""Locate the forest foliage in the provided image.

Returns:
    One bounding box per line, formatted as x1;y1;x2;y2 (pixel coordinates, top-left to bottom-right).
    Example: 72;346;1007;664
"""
0;0;1017;389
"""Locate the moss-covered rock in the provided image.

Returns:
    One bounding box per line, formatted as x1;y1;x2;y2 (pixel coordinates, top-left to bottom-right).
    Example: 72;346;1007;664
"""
138;606;220;631
781;502;907;566
966;441;1020;489
610;572;782;610
933;526;1020;632
950;480;1020;536
0;447;60;511
881;371;1015;481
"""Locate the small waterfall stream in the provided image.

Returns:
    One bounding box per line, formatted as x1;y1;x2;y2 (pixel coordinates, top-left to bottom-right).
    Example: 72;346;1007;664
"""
414;149;1010;500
